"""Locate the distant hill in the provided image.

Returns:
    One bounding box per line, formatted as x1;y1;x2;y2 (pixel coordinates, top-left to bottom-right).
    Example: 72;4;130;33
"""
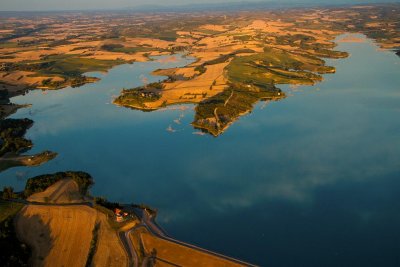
124;1;400;13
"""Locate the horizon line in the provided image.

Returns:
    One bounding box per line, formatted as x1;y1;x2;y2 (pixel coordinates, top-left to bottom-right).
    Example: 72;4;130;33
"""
0;1;399;13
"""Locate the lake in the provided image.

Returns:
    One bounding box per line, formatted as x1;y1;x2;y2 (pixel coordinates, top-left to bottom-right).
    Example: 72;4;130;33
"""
1;34;400;267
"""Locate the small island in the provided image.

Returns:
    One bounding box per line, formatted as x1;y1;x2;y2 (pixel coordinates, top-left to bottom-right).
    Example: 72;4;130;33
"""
113;23;348;136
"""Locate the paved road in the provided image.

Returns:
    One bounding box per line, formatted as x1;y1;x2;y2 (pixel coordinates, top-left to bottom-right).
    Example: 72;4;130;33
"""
6;199;256;267
118;230;137;267
131;207;257;267
8;198;94;207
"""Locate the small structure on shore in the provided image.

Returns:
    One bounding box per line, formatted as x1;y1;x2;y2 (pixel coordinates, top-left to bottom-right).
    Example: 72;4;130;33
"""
114;208;130;222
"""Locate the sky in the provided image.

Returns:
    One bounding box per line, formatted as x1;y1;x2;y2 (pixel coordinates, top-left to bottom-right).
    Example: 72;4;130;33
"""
0;0;399;11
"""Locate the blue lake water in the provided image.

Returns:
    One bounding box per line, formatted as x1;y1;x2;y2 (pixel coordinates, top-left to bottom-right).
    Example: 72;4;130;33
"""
1;34;400;266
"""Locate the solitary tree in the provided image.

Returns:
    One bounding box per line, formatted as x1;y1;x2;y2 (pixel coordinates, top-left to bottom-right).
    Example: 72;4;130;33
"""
2;186;14;199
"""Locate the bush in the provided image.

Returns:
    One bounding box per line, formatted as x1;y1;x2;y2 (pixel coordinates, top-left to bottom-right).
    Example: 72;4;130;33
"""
100;43;124;52
0;201;30;266
0;118;33;156
94;197;122;210
1;187;15;200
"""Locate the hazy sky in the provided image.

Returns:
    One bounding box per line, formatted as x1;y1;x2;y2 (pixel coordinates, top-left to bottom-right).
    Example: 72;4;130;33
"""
0;0;399;11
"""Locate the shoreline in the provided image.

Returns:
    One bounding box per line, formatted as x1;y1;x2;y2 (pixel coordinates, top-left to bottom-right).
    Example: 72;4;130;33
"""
1;172;255;266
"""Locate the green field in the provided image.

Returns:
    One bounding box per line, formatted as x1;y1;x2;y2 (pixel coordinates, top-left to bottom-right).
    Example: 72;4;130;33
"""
193;84;285;136
0;42;19;49
32;55;126;77
113;83;163;109
4;54;126;89
101;44;158;54
0;200;24;222
226;47;337;85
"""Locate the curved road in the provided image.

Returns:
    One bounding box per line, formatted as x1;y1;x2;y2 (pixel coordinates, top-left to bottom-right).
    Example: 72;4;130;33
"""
118;230;138;267
126;207;257;267
7;199;256;267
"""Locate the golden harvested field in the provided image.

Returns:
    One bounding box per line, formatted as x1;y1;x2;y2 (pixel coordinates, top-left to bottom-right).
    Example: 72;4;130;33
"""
92;212;128;267
82;51;148;62
165;61;229;90
124;38;176;49
174;67;200;78
190;51;229;65
200;24;229;32
133;231;245;267
142;61;230;109
15;179;128;267
337;35;367;43
0;71;65;88
153;67;200;79
16;205;97;267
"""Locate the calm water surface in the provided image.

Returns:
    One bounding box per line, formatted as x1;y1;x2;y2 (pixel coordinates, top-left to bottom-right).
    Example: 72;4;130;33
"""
1;35;400;266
